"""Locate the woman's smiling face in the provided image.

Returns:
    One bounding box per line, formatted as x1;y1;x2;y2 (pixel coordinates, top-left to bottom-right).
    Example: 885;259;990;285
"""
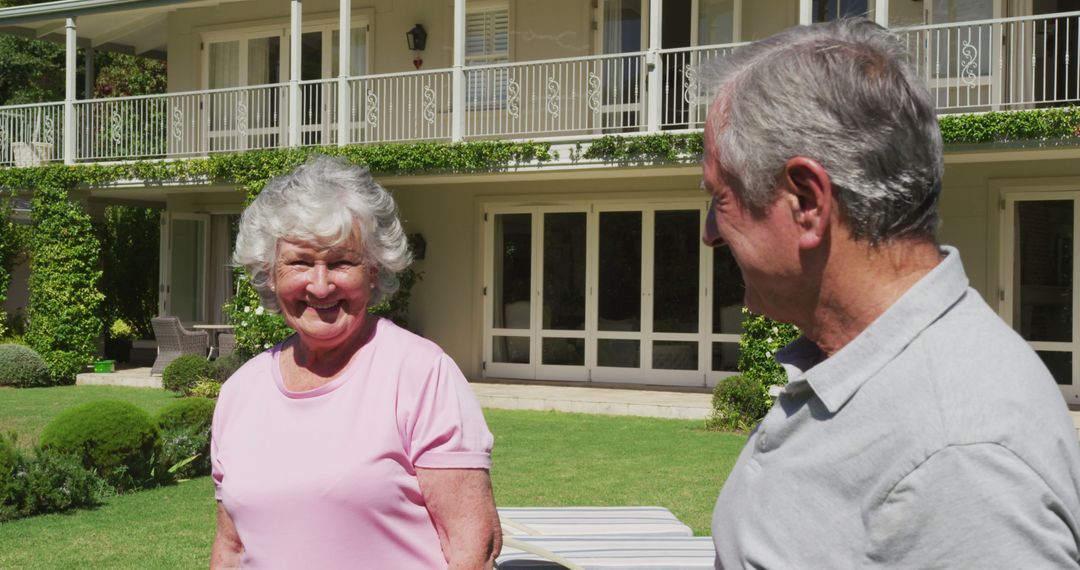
272;238;375;350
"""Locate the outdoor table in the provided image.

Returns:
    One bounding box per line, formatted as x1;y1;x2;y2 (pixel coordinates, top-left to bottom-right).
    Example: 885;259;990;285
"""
192;324;234;359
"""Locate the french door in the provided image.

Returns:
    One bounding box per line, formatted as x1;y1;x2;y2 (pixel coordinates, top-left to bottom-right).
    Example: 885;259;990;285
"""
159;213;210;324
1002;192;1080;403
483;202;743;387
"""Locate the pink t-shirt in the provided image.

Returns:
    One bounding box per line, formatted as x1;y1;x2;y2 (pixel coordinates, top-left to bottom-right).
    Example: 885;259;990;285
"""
211;318;493;569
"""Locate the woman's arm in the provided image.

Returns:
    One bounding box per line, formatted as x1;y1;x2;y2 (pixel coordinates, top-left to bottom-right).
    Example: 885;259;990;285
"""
210;503;244;569
417;468;501;570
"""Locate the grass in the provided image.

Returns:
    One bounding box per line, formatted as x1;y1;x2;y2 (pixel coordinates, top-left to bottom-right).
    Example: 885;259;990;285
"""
0;385;180;449
0;386;744;568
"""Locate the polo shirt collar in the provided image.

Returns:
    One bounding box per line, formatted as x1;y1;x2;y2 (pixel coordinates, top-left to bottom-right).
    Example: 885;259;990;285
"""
775;246;969;414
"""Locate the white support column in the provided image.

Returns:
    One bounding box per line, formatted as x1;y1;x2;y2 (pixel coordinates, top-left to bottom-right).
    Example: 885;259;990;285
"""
64;17;77;165
798;0;812;25
337;0;351;147
450;0;466;142
289;0;302;147
874;0;889;27
646;0;662;132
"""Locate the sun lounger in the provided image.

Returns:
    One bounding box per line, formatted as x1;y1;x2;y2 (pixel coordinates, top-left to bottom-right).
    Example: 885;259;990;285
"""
496;536;716;569
499;506;694;537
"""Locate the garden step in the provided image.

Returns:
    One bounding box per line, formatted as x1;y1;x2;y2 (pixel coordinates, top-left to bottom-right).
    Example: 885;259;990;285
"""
76;367;161;389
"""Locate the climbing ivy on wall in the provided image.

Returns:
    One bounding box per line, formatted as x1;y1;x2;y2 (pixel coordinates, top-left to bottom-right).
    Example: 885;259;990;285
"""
25;183;103;383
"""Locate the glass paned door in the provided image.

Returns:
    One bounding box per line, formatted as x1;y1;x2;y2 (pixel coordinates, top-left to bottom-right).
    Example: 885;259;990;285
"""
1004;194;1079;403
539;212;588;375
489;213;533;375
163;214;209;324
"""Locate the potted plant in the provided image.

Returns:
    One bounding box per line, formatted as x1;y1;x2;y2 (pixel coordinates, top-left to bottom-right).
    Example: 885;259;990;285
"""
104;318;137;363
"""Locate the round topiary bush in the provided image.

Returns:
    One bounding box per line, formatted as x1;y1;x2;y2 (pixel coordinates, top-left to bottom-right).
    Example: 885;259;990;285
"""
162;354;214;396
39;400;161;491
156;398;215;433
0;343;52;387
705;374;770;433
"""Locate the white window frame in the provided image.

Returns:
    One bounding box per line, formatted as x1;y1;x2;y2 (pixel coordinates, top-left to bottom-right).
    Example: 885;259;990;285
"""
465;0;511;110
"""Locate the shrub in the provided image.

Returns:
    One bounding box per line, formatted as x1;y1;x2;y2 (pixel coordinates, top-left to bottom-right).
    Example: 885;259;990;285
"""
155;399;215;479
108;318;137;341
0;343;51;387
0;433;16;500
706;374;770;433
210;351;248;382
39;400;161;491
162;354;214;396
190;379;222;399
0;448;104;522
27;183;104;384
738;309;800;390
156;398;215;434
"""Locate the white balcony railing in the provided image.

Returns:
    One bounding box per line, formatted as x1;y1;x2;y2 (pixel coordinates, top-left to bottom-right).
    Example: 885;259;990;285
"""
3;12;1080;166
464;52;647;139
894;11;1080;112
0;102;63;166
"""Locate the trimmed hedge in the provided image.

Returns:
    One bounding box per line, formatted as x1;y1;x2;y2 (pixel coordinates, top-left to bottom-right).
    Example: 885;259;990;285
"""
25;183;103;383
156;398;215;434
0;343;52;387
162;354;214;396
706;374;770;433
39;400;161;491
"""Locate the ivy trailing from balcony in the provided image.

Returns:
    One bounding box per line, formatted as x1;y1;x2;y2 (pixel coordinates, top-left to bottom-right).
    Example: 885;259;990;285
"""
937;106;1080;145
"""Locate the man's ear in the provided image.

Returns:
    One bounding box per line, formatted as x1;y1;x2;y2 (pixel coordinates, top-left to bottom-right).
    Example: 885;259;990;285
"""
782;157;832;250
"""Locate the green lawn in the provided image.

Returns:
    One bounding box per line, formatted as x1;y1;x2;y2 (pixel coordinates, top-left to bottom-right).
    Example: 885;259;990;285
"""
0;386;744;568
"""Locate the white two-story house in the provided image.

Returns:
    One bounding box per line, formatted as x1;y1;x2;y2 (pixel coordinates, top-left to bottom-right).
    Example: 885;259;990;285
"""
1;0;1080;404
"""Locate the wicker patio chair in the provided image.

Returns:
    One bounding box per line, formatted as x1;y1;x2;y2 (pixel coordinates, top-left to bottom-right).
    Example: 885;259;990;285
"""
151;316;208;375
216;333;237;358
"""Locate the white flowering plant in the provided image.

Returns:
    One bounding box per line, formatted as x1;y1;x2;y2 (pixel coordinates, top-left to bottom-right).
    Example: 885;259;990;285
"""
222;277;294;358
737;308;800;391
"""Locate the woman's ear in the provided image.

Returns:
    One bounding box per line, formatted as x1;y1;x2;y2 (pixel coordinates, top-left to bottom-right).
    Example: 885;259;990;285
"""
782;157;833;250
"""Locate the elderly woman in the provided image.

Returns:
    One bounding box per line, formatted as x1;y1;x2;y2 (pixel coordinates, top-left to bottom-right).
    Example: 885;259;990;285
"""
209;156;499;569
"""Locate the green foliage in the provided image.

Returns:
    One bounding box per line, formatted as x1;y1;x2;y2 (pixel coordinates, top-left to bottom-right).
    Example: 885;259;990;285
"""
222;277;293;358
367;267;423;329
0;343;51;387
581;133;703;163
154;398;215;434
738;309;800;389
0;433;15;500
93;52;167;99
155;399;214;479
0;447;104;522
25;183;103;383
108;318;138;341
706;374;770;432
100;207;160;339
161;354;214;397
39;400;160;492
209;351;248;382
938;107;1080;145
189;379;223;399
0;34;68;105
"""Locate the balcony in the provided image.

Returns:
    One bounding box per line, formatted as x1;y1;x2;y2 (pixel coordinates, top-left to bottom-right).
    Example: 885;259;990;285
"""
1;12;1078;167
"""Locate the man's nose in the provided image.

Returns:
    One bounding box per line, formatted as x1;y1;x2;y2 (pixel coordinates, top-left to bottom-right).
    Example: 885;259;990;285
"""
702;208;725;248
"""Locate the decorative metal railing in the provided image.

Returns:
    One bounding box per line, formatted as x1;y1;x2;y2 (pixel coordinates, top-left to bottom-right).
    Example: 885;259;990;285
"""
463;52;647;139
657;44;745;131
0;102;63;166
894;11;1080;111
2;11;1080;165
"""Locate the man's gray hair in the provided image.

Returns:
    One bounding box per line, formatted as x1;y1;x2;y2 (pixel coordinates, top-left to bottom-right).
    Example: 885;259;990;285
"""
233;155;412;311
704;18;943;243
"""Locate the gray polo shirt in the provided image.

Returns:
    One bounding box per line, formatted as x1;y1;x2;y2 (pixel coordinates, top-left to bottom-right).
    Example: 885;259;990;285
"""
712;246;1080;568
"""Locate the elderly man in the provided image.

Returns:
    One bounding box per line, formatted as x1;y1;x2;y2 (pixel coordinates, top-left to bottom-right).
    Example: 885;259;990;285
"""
703;19;1080;568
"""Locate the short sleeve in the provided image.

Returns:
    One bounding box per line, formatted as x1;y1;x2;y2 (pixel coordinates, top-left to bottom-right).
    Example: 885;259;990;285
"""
210;402;226;501
863;443;1080;569
405;353;493;470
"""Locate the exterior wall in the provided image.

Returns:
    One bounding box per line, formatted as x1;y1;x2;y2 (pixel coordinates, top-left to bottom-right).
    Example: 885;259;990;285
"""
389;167;705;378
740;0;797;41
